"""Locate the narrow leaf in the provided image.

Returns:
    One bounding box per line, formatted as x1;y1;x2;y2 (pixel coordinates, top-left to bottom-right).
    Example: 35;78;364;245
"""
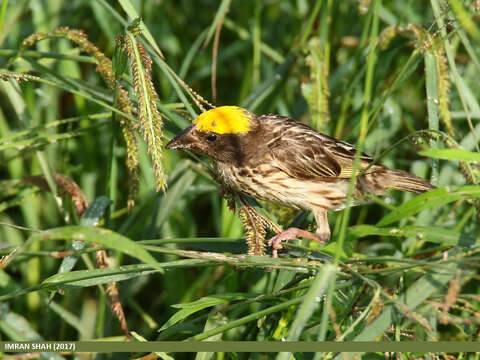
58;196;112;274
117;0;164;58
353;257;458;341
377;186;480;226
160;296;229;331
285;265;337;341
203;0;232;47
349;224;477;246
29;226;164;272
420;148;480;162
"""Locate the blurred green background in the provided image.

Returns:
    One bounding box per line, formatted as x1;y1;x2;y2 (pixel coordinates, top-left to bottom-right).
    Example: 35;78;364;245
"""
1;0;480;358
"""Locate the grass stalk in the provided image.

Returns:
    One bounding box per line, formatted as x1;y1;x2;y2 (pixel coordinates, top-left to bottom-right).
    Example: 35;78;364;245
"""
317;0;380;344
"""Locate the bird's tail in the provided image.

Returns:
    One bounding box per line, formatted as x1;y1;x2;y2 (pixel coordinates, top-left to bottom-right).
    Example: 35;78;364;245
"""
385;169;435;194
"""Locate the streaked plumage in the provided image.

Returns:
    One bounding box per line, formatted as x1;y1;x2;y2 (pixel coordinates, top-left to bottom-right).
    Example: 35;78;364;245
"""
166;106;434;257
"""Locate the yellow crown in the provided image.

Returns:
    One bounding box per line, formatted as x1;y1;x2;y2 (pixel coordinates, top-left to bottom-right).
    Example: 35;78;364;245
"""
194;106;252;134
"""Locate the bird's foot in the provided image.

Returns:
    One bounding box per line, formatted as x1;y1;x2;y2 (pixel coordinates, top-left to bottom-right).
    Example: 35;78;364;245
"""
267;227;328;258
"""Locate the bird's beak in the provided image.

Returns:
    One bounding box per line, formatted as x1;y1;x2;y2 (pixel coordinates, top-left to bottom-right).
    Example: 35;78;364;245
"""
166;124;198;150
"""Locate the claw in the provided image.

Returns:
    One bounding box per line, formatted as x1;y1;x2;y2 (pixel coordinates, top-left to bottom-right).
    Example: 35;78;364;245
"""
267;227;328;258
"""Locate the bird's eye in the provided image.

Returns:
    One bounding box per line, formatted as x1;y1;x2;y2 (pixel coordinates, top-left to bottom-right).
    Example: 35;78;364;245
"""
206;133;217;142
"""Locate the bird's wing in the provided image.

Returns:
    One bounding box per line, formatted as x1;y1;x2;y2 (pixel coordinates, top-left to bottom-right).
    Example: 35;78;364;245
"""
321;135;380;178
264;116;379;179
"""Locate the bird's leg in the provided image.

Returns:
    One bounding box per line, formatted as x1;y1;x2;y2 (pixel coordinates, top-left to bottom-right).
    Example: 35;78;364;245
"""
314;209;331;241
268;228;326;258
267;209;330;258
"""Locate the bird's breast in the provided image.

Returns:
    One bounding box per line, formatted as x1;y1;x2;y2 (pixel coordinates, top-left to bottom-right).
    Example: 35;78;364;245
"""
215;162;350;211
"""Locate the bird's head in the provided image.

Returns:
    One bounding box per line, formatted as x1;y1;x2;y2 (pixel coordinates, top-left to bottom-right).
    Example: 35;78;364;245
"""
166;106;258;164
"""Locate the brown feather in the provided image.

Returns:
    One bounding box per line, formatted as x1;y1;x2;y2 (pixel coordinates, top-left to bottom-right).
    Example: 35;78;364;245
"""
167;107;435;257
256;115;383;179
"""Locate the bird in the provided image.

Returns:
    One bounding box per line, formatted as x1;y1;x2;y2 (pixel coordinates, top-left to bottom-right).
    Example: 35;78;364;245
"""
166;106;435;257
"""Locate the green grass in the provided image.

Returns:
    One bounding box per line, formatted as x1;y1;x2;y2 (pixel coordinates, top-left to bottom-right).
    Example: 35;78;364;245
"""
1;0;480;359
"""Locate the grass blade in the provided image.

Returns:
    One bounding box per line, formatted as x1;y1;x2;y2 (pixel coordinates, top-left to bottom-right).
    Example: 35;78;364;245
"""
349;224;477;246
420;148;480;162
160;296;229;331
352;256;459;342
277;264;336;360
117;0;164;59
377;185;480;226
27;226;164;272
